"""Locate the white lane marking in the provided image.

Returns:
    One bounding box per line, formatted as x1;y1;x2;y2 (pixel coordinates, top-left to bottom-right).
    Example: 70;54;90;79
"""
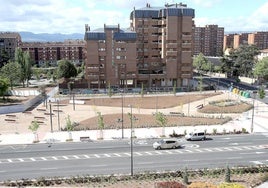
204;149;213;152
113;153;121;157
227;157;242;159
145;152;153;155
94;154;100;158
52;156;58;160
7;159;12;162
73;155;79;159
223;147;233;151
41;157;47;161
135;152;142;156
19;158;24;162
184;150;193;153
30;158;36;161
174;150;183;153
164;151;172;154
214;148;223;151
233;147;243;150
124;153;131;156
104;154;111;157
155;151;163;154
63;156;68;159
84;155;90;158
194;149;203;152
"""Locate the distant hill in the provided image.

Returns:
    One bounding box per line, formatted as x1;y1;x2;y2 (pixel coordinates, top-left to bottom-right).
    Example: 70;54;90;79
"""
19;32;84;42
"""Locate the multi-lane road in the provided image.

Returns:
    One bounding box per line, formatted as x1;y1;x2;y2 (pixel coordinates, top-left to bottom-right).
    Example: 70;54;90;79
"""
0;133;267;181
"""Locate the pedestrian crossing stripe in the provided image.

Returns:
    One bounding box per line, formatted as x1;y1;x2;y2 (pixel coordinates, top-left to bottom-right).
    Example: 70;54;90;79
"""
0;145;264;164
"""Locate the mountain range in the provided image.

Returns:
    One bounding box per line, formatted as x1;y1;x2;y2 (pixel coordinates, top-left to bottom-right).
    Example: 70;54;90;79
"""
19;32;84;42
19;31;246;42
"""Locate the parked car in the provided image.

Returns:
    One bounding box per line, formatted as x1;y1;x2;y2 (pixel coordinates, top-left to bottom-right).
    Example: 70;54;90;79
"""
185;131;206;141
153;139;180;150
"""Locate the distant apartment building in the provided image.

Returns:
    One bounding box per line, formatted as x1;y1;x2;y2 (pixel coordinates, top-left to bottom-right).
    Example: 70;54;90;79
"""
0;32;22;63
84;3;195;89
223;34;235;50
248;32;268;50
224;31;268;50
224;33;249;50
21;40;86;66
194;25;224;56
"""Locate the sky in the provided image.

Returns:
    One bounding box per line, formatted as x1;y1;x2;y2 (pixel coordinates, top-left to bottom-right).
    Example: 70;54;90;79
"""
0;0;268;34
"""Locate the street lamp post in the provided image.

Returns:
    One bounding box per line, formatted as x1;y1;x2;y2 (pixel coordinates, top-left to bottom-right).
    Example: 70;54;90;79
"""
57;99;60;131
130;105;133;176
49;102;53;133
121;93;124;138
251;91;257;133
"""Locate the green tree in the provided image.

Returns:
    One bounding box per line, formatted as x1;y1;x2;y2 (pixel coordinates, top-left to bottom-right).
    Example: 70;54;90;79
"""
258;86;266;99
28;120;40;142
65;115;74;131
0;61;20;89
0;78;9;100
0;49;10;68
97;112;104;139
221;45;260;78
193;53;208;74
57;60;77;79
15;48;33;87
24;51;33;87
155;112;168;137
254;57;268;82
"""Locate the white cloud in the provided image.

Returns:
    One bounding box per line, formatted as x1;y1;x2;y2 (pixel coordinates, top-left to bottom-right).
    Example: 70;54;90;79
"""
1;0;268;34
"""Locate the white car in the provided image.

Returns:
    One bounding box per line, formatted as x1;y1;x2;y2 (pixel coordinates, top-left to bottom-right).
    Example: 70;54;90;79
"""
153;139;180;150
185;131;206;141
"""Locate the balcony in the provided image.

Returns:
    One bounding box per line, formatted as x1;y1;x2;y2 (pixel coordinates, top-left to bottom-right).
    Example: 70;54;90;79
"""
166;51;177;57
182;43;192;48
167;43;177;48
182;35;192;41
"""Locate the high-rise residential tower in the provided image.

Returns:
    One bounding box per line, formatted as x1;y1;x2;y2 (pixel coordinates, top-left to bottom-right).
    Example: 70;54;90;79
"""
84;3;195;89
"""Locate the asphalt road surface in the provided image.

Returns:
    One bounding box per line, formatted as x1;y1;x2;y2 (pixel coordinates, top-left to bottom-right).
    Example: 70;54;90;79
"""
0;133;267;181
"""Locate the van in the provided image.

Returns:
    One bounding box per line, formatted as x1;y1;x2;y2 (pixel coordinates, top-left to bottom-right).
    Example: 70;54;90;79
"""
185;131;206;141
153;139;180;150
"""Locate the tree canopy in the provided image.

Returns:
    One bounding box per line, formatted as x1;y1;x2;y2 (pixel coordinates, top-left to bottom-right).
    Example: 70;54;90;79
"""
254;56;268;81
57;60;77;79
0;78;9;99
15;48;33;87
221;45;260;78
0;61;21;89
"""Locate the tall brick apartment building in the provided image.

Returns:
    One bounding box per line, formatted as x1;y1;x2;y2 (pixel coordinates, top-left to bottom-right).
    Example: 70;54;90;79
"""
84;3;195;89
0;32;22;64
224;31;268;50
21;40;85;66
194;25;224;56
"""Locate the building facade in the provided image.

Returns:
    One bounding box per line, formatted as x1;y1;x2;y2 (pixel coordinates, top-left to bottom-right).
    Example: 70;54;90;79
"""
248;32;268;50
194;25;224;56
21;40;86;66
0;32;22;64
224;31;268;50
84;3;195;89
84;24;137;89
